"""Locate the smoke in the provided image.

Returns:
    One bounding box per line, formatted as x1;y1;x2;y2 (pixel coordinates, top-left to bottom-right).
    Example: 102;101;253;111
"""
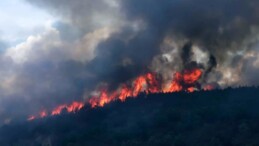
0;0;258;124
119;0;259;86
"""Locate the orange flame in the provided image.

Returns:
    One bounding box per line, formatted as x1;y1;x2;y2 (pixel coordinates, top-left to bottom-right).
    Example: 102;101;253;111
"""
133;75;147;97
183;69;202;84
89;69;202;108
89;90;116;108
187;87;195;92
28;68;204;121
119;84;132;101
51;105;66;115
67;102;84;112
163;72;183;93
146;73;159;93
51;101;84;116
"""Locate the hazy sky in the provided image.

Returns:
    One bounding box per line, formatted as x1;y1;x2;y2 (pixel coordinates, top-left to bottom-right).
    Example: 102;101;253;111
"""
0;0;54;45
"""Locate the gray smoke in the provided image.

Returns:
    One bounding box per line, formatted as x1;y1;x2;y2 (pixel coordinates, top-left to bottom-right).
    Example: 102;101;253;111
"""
0;0;258;124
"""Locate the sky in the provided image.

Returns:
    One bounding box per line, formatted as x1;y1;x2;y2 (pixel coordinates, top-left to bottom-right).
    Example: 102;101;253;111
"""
1;0;259;124
0;0;54;45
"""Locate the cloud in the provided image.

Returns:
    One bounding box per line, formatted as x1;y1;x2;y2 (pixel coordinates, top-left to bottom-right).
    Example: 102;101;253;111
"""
5;26;62;64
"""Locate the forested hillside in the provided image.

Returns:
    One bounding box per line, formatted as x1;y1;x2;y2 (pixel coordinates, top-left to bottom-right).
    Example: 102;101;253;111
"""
1;87;259;146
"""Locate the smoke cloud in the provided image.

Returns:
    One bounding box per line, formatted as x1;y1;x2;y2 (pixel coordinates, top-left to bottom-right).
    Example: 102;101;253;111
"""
0;0;259;124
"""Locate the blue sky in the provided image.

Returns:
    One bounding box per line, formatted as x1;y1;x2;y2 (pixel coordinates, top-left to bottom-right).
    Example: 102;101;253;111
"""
0;0;54;45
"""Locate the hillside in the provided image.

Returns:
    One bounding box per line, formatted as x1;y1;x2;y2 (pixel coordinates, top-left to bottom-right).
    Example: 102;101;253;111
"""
1;87;259;146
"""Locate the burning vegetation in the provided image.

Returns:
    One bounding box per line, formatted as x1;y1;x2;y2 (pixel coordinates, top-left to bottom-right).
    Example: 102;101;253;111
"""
7;87;259;146
27;67;214;121
26;40;219;121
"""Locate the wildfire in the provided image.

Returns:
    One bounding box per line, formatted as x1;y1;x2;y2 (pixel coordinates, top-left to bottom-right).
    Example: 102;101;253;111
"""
27;68;207;121
51;101;84;115
119;85;132;101
67;101;84;112
133;76;147;97
163;72;183;93
87;68;203;108
187;87;195;92
27;102;84;120
183;69;202;84
163;69;202;93
51;105;67;115
146;73;159;93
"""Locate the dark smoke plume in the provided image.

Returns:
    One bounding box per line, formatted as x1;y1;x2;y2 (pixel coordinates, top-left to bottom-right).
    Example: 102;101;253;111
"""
0;0;258;124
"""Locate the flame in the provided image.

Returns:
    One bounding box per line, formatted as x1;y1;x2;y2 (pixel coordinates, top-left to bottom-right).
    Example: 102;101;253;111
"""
51;105;66;115
28;102;84;121
89;69;202;108
163;72;183;93
187;87;195;92
51;102;84;115
28;68;204;121
89;90;116;107
118;84;132;101
183;69;202;84
133;75;147;96
146;73;159;93
99;91;112;107
67;102;84;112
